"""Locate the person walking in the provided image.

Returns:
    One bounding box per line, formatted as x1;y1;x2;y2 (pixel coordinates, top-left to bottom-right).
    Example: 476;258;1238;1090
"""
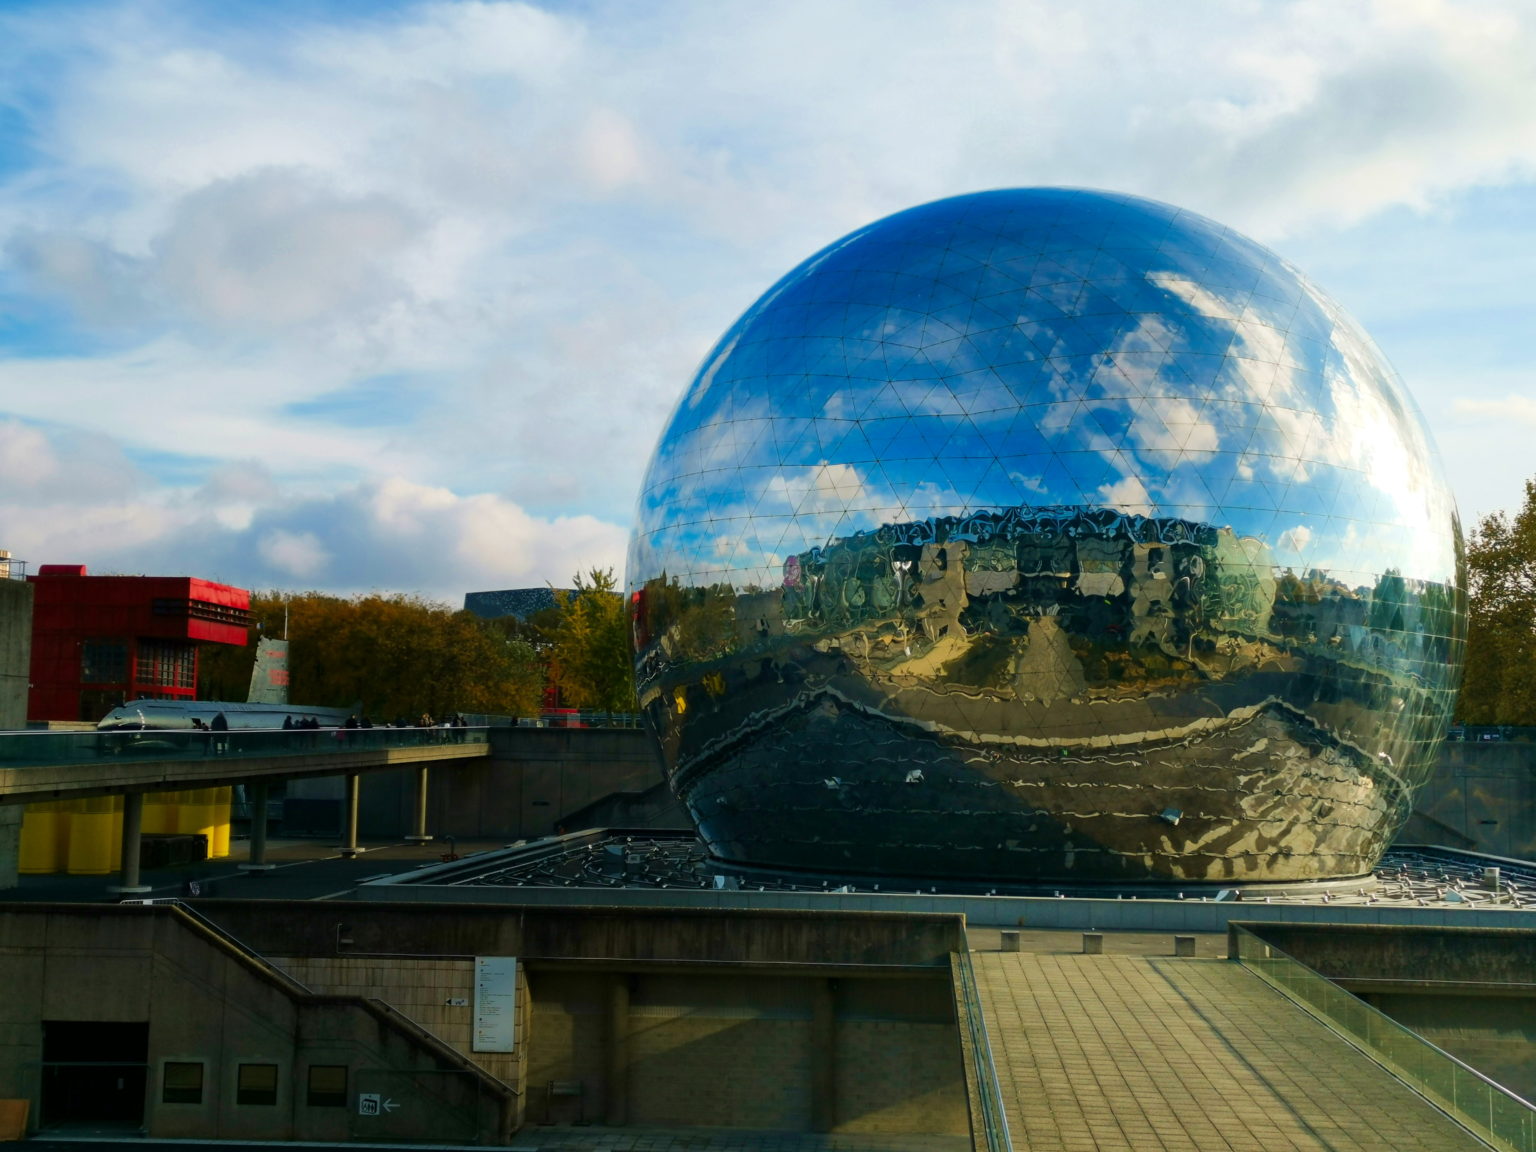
210;711;230;755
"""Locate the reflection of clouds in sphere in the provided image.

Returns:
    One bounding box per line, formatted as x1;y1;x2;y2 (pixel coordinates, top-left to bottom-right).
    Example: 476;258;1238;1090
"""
629;189;1465;885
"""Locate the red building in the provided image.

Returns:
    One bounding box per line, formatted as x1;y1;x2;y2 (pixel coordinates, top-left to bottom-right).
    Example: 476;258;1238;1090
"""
27;566;251;723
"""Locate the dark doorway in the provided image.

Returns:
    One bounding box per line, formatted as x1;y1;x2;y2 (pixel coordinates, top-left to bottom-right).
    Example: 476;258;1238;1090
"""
40;1021;148;1131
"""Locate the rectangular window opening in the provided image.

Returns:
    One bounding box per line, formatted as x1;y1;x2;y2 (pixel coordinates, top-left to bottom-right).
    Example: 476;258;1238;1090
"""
81;640;129;684
306;1065;347;1108
236;1063;278;1106
162;1062;203;1105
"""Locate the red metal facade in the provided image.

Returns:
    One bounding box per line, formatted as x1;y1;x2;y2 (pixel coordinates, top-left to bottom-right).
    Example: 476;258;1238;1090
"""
27;566;251;722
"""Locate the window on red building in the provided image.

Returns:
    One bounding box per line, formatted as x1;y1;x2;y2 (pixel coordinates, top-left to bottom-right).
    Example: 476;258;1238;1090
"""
136;640;196;689
81;640;129;684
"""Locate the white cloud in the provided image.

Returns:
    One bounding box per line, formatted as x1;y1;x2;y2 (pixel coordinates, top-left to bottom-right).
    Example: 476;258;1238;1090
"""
1;0;1536;594
1277;524;1313;554
153;172;421;334
259;529;330;580
1098;475;1154;517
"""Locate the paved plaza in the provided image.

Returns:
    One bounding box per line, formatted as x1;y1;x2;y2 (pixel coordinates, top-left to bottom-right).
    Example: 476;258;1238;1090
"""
972;950;1485;1152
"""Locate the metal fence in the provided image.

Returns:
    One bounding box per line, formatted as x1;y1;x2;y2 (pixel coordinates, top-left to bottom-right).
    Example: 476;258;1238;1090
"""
1231;923;1536;1151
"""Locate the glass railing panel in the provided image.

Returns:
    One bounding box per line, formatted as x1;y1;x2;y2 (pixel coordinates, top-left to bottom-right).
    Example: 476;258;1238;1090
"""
952;951;1013;1152
1232;925;1535;1151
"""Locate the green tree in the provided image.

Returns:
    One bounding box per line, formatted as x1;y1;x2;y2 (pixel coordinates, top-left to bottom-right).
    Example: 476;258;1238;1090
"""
548;568;639;711
1459;479;1536;724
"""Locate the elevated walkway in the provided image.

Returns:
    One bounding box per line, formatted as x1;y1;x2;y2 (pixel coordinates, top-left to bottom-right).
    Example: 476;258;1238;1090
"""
0;727;489;803
968;946;1488;1151
0;728;491;893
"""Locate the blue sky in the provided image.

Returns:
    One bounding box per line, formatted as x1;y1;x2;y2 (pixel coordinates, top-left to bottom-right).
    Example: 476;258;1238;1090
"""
0;0;1533;601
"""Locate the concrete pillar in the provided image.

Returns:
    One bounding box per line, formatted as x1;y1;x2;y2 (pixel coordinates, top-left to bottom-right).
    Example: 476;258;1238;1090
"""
0;804;20;890
605;976;630;1126
0;578;33;731
406;766;432;842
340;773;361;858
1000;929;1020;952
1082;932;1104;954
810;978;837;1132
240;780;275;872
109;792;150;895
1174;935;1197;957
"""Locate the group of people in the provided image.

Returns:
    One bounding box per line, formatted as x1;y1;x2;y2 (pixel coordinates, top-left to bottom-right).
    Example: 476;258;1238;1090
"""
271;712;474;742
190;712;230;753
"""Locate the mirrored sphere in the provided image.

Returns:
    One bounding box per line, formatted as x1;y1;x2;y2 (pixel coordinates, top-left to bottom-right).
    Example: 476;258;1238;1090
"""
628;188;1465;884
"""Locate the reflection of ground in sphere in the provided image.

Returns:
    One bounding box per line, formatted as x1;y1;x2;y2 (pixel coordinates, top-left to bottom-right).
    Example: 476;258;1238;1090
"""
628;188;1466;885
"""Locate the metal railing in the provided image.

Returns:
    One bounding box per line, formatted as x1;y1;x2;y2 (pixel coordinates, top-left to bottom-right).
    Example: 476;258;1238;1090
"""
952;950;1013;1152
1232;924;1536;1150
510;710;645;729
1447;725;1536;743
0;725;490;768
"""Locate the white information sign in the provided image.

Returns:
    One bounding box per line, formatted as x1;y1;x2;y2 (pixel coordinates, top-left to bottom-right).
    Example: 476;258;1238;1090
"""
473;956;518;1053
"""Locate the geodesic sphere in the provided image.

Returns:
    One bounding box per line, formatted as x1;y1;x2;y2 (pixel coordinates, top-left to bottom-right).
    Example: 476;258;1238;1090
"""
628;188;1465;885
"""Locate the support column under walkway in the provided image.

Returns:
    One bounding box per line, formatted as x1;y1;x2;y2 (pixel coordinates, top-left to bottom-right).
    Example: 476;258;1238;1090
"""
405;765;432;843
239;779;275;872
339;773;360;858
109;792;150;895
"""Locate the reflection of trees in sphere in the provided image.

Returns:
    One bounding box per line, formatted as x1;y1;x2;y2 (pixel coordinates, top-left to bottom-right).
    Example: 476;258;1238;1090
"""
628;188;1465;885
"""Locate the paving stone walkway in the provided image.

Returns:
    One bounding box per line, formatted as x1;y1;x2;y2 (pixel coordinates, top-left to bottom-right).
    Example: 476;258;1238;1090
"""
509;1127;970;1151
972;953;1487;1152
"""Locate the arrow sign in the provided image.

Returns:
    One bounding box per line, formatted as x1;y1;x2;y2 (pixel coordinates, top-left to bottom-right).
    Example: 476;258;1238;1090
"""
383;1098;400;1113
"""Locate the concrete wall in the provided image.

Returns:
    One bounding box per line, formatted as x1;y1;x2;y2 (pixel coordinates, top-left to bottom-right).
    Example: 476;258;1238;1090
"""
344;727;681;840
1239;923;1536;985
0;905;508;1142
525;970;966;1135
0;579;31;731
1405;740;1536;858
192;901;968;1136
274;955;531;1133
1358;992;1536;1104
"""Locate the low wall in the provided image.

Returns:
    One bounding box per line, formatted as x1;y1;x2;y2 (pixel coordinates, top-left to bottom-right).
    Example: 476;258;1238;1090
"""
190;899;965;969
358;874;1536;933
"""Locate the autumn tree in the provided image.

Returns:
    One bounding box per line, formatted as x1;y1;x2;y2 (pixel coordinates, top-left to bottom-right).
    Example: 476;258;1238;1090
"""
548;568;639;712
1458;479;1536;725
197;590;546;719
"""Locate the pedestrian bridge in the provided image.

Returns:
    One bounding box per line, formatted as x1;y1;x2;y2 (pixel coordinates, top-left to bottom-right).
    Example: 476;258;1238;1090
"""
0;726;490;804
0;726;493;893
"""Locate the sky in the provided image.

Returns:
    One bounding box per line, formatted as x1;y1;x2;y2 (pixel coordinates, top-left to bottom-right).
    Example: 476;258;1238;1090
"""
0;0;1533;604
